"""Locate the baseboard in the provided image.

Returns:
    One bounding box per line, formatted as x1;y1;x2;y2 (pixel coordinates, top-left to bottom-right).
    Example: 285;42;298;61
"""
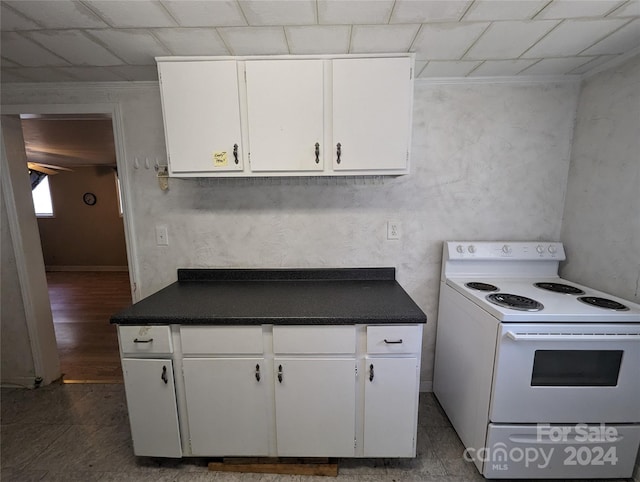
45;265;128;272
1;376;36;388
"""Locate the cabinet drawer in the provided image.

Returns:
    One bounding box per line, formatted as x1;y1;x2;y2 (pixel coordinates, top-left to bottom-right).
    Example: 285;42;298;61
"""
273;326;356;354
181;326;263;354
367;325;422;354
119;325;172;355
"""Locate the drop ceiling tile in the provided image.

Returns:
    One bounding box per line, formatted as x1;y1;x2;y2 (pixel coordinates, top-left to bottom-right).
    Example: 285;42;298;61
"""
161;0;247;27
581;18;640;55
6;67;80;82
535;0;626;19
4;0;108;29
318;0;394;25
607;0;640;17
522;18;629;57
465;20;559;59
25;30;125;66
418;60;481;77
218;27;288;55
463;0;549;21
1;32;70;67
468;58;539;76
57;66;128;81
568;54;619;73
1;4;41;30
415;60;428;75
85;0;177;28
153;28;229;55
351;25;419;53
0;69;32;82
391;0;472;23
1;57;20;68
518;56;595;75
285;26;350;54
411;22;489;60
108;65;159;81
86;29;170;65
240;1;316;26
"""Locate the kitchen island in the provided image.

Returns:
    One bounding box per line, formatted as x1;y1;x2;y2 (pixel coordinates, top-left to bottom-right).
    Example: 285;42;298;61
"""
111;268;426;459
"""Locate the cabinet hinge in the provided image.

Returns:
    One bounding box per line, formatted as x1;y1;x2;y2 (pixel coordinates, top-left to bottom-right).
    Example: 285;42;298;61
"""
354;437;357;449
355;364;358;377
406;151;409;162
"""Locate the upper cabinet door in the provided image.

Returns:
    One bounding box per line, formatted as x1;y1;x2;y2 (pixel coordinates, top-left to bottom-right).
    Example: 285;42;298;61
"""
332;57;413;172
159;60;243;173
245;60;324;172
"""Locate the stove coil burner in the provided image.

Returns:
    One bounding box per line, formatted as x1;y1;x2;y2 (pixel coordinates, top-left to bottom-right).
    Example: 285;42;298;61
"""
578;296;630;311
465;282;499;292
534;282;585;295
486;293;544;312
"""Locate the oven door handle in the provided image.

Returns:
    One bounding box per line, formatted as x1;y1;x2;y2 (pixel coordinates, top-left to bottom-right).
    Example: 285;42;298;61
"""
506;332;640;342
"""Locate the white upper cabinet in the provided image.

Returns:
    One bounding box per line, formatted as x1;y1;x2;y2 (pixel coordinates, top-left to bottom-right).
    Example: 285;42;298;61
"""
158;60;243;174
156;55;414;177
245;60;324;172
332;57;413;172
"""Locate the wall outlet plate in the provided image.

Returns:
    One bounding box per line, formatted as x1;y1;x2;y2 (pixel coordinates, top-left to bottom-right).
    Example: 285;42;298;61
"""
387;221;401;240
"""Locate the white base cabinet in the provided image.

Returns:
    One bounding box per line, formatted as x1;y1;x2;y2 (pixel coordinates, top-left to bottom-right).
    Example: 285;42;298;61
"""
118;324;422;458
182;358;269;456
121;358;182;458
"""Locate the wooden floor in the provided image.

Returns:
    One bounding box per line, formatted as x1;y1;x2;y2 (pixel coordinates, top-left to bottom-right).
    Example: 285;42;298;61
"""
47;271;131;383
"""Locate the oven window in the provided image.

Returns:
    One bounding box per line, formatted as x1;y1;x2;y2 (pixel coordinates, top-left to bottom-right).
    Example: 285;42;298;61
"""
531;350;622;386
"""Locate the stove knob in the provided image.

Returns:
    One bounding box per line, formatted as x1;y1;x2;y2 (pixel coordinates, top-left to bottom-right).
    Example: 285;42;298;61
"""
536;245;544;254
548;245;557;254
502;244;511;254
468;245;476;254
456;245;464;254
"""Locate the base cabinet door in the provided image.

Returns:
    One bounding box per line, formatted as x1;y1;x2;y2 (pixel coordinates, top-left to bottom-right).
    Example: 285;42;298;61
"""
364;357;418;457
121;358;182;457
274;358;356;457
182;358;269;456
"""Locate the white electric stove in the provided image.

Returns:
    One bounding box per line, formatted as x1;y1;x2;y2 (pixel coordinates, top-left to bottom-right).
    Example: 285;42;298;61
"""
433;241;640;479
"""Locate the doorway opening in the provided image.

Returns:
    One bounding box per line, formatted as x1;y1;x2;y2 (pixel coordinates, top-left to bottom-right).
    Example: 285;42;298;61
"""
21;113;131;383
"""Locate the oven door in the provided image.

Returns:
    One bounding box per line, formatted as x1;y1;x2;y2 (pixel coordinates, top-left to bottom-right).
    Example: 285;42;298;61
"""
489;323;640;423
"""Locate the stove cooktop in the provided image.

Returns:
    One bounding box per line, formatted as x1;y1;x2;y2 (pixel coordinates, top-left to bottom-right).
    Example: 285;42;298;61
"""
446;277;640;322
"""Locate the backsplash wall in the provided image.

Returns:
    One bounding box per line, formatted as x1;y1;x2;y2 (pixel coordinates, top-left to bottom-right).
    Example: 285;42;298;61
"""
2;78;580;388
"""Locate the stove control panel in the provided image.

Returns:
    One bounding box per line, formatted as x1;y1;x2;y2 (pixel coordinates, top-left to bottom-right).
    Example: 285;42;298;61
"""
446;242;566;260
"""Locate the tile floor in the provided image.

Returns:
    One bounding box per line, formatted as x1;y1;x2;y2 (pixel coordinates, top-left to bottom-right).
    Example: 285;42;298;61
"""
0;384;634;481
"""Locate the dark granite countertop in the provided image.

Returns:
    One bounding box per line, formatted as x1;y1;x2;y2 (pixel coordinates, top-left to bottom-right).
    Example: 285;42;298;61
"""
110;268;427;325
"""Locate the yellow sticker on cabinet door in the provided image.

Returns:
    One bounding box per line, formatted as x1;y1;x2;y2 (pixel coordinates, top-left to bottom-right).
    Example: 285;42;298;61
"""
213;151;228;167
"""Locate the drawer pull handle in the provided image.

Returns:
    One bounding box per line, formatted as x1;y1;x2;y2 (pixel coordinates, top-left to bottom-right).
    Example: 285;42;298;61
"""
161;365;168;384
369;364;374;382
384;339;403;344
233;143;239;164
255;364;261;382
315;142;320;164
278;364;283;383
336;142;342;164
133;338;154;343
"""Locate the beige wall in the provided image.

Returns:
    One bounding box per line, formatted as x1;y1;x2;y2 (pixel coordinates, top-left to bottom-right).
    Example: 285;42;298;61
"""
37;166;127;269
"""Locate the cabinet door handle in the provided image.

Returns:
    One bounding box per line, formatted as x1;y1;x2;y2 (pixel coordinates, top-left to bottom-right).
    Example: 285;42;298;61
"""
255;364;261;382
133;338;153;343
369;364;374;382
161;365;168;384
233;144;239;164
336;143;342;164
384;339;403;344
278;364;283;383
315;142;320;164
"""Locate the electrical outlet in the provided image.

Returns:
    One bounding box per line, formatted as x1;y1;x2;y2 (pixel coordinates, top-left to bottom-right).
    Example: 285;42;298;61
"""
387;221;401;240
156;225;169;246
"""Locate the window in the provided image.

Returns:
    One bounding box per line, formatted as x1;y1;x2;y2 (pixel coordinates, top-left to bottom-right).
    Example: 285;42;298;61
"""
32;176;54;217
